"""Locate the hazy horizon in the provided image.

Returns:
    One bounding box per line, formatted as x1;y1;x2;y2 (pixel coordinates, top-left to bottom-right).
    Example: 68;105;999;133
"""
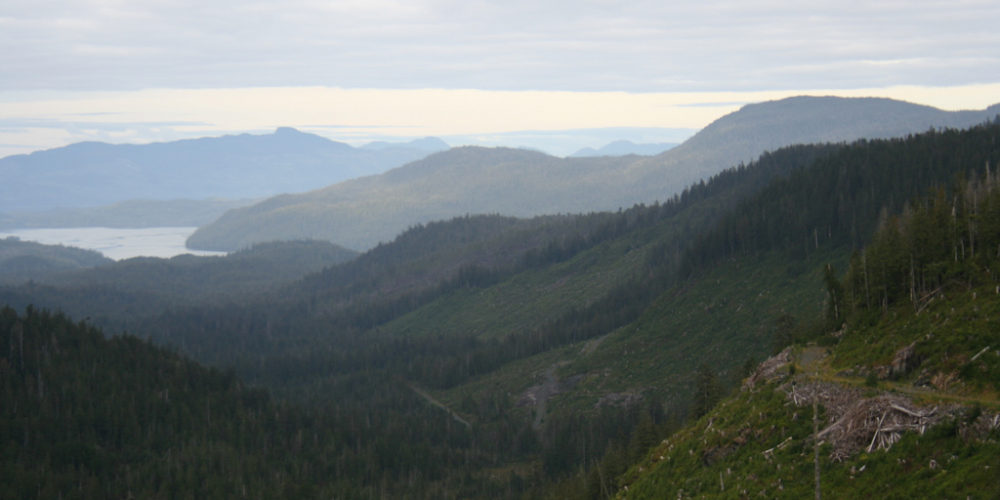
0;122;697;160
2;1;998;157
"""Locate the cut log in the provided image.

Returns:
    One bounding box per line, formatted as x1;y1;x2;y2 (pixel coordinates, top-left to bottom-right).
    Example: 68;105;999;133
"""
970;346;990;362
867;410;889;453
888;404;932;418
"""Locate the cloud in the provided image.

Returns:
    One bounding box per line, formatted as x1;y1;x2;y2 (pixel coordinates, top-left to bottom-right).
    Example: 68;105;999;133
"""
3;1;999;156
0;117;207;128
2;1;998;92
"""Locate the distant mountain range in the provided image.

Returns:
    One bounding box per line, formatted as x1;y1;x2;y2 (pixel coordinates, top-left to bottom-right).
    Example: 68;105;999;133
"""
188;96;1000;251
0;128;449;213
188;148;638;250
569;140;678;157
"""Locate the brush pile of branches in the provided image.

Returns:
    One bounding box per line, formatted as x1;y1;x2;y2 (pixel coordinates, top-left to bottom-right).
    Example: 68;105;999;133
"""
791;381;958;461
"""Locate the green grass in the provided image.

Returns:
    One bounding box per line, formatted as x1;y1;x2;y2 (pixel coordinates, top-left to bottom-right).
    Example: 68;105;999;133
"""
833;285;1000;396
618;384;1000;499
380;231;649;340
564;249;843;411
615;269;1000;499
421;247;845;430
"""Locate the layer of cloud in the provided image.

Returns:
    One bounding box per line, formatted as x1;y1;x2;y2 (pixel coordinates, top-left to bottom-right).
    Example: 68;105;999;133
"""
2;1;999;92
1;84;998;158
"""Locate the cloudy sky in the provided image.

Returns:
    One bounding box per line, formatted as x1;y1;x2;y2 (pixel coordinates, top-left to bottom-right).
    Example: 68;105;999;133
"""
2;0;999;156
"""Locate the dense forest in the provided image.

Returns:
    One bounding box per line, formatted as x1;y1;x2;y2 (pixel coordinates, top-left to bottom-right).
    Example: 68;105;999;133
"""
2;119;999;497
1;306;507;498
617;163;1000;500
682;122;1000;272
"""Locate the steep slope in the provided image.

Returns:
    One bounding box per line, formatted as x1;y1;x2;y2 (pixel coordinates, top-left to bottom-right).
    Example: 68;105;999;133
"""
618;350;999;499
1;306;298;498
391;121;1000;496
166;144;840;387
188;96;1000;251
584;133;1000;499
616;193;1000;497
0;306;490;499
0;128;447;213
385;119;1000;411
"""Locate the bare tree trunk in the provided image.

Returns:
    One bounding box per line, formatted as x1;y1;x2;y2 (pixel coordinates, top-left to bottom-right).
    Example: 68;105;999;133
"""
862;253;871;310
813;397;821;500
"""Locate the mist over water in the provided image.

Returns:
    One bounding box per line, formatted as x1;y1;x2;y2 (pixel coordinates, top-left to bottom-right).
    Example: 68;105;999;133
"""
0;227;227;261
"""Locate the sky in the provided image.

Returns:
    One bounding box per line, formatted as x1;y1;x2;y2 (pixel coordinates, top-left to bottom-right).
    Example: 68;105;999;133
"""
2;0;999;157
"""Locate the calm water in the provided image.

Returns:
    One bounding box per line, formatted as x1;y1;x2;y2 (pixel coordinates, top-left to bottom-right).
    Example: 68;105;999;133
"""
0;227;227;261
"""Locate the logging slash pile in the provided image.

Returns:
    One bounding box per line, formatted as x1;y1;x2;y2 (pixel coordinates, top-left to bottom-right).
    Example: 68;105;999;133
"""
745;348;999;462
790;381;954;461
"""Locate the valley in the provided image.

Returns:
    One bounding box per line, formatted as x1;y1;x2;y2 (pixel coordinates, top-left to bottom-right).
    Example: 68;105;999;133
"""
2;100;999;498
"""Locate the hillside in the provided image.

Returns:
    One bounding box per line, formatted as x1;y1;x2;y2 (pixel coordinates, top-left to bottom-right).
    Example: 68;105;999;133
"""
2;120;999;497
186;121;999;398
0;128;447;214
638;96;1000;178
2;306;303;498
618;343;999;498
0;240;358;327
188;96;1000;251
333;121;999;495
188;148;639;250
615;175;1000;497
0;306;496;499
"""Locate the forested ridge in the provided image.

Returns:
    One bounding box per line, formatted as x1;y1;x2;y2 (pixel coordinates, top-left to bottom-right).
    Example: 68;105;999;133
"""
682;120;1000;273
0;240;358;327
616;154;1000;500
2;119;999;498
136;143;840;394
187;97;1000;252
0;238;111;284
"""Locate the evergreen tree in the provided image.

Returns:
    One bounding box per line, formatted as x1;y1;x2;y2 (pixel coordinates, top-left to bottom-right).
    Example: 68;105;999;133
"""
692;363;723;418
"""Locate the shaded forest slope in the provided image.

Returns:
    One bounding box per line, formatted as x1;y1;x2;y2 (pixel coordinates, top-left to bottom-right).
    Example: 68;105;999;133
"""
616;170;1000;498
